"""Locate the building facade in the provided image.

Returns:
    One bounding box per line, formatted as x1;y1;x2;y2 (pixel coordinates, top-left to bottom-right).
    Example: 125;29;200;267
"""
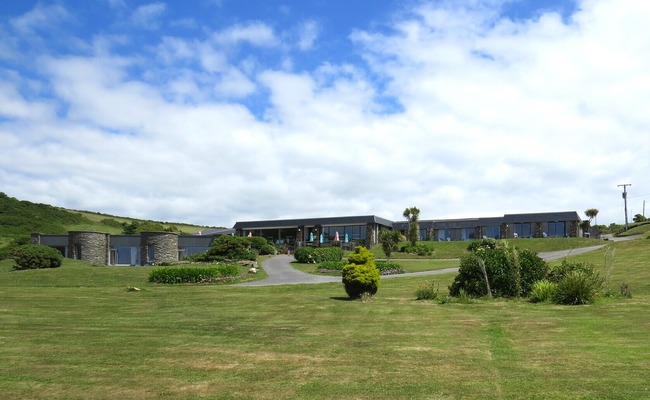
32;211;583;265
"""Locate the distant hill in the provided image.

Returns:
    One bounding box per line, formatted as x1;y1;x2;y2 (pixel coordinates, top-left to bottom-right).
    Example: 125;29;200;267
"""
0;192;215;247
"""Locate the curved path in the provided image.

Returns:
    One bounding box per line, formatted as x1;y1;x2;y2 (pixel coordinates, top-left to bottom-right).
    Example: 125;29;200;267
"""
234;245;606;287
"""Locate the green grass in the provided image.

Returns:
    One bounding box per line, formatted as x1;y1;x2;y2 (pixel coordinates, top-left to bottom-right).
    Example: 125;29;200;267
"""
617;221;650;237
1;239;649;399
370;237;605;260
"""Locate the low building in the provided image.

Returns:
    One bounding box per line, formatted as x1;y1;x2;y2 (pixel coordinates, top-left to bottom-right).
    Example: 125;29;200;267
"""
31;211;583;265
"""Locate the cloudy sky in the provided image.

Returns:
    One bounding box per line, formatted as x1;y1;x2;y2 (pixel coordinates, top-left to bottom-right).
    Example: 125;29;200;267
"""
1;0;648;227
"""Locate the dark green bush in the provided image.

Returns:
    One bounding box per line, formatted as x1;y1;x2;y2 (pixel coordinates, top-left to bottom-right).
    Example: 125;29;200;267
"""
400;243;433;255
12;244;63;270
449;243;547;298
318;260;347;271
0;236;30;260
294;246;343;264
342;246;380;299
259;243;276;255
294;247;316;263
195;235;255;262
148;264;241;284
517;248;549;295
376;260;405;275
548;260;595;283
249;236;268;251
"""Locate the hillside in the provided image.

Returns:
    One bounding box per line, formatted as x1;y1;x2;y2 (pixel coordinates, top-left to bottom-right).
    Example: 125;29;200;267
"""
0;192;214;247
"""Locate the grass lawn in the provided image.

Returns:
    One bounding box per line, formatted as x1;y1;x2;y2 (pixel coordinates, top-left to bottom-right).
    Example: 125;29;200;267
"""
0;239;648;399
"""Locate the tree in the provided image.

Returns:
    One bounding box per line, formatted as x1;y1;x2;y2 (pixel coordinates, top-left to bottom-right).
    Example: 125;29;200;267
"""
633;214;647;223
402;207;421;247
379;229;402;260
585;208;599;225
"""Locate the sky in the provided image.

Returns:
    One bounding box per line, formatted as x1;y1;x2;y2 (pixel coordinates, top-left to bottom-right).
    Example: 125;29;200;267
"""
1;0;648;228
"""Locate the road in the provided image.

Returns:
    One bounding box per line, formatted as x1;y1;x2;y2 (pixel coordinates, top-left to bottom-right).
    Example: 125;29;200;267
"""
234;244;608;287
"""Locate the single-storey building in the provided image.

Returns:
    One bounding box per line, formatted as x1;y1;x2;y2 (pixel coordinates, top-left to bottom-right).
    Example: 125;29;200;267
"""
31;211;583;265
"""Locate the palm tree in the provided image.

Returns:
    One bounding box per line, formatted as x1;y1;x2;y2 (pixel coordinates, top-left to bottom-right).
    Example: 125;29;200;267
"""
585;208;599;225
403;207;421;246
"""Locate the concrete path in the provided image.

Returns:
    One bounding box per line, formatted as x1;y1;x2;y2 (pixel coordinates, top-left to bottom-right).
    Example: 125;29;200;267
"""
234;245;608;287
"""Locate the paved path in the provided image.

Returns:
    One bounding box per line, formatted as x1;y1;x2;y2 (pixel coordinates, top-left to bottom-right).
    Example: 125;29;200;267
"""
234;245;607;287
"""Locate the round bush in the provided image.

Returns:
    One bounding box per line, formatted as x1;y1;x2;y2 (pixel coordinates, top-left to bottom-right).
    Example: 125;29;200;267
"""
294;247;316;263
342;246;380;299
259;243;276;255
13;245;63;270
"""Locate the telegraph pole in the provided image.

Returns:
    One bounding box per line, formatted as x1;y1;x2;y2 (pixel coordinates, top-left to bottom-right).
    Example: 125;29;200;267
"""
618;184;631;231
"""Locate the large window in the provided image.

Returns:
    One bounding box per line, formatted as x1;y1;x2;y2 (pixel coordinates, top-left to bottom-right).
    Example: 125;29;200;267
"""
547;222;566;237
461;228;475;241
321;225;366;242
438;229;451;241
514;223;532;238
486;226;500;239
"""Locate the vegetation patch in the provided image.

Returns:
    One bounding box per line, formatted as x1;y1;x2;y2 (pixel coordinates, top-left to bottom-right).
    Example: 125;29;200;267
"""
294;246;343;264
12;244;63;270
342;246;380;299
148;264;242;284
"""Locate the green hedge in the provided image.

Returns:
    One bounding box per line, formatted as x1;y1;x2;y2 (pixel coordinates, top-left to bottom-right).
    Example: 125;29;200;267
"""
12;245;63;270
294;246;343;263
148;264;241;284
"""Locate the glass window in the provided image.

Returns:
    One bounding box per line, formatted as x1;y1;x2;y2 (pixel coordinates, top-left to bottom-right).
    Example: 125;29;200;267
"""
438;229;451;241
461;228;475;241
547;222;565;237
514;223;532;238
486;226;500;239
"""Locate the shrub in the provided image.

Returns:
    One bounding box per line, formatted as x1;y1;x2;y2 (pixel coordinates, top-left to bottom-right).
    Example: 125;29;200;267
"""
148;264;241;284
415;281;439;300
196;235;255;262
376;260;405;275
379;228;402;259
548;260;595;283
400;242;433;256
259;244;276;255
467;238;497;252
294;247;316;263
318;260;347;271
248;236;268;251
342;246;380;299
0;236;30;260
553;270;603;305
294;246;343;264
12;245;63;270
529;280;558;303
517;248;549;296
449;242;547;298
619;282;632;298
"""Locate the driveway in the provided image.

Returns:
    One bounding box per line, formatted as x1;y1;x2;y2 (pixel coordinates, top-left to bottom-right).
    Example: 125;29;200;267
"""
234;245;607;287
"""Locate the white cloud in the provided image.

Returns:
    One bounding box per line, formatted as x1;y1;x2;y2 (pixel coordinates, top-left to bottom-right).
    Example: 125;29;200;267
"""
130;2;167;30
1;1;649;227
297;20;319;50
213;22;279;47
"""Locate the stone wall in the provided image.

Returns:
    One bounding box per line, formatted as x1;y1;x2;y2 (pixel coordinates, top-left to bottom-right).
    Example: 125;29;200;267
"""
68;231;110;265
140;232;179;265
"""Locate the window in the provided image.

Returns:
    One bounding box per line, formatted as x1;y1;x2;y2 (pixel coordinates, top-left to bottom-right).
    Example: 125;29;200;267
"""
461;228;475;241
486;226;500;239
438;229;451;241
148;244;155;262
74;244;82;260
547;222;565;237
514;223;532;238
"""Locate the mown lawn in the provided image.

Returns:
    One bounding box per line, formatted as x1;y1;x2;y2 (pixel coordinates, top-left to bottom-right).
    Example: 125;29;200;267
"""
0;238;648;399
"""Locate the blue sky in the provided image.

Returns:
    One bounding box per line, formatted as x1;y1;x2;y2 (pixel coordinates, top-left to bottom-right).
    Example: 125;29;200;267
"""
1;0;648;227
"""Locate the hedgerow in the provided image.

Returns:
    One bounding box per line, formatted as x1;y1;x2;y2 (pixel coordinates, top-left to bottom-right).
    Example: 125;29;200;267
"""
294;246;343;263
148;264;241;284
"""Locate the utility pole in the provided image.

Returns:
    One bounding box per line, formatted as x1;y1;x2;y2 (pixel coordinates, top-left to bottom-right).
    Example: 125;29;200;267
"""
618;183;631;231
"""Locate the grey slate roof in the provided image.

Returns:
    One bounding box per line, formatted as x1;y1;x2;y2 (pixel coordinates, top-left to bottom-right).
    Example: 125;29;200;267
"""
233;215;394;229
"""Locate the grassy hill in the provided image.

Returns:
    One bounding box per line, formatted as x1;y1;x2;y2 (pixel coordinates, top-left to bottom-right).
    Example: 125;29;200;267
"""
0;192;214;248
